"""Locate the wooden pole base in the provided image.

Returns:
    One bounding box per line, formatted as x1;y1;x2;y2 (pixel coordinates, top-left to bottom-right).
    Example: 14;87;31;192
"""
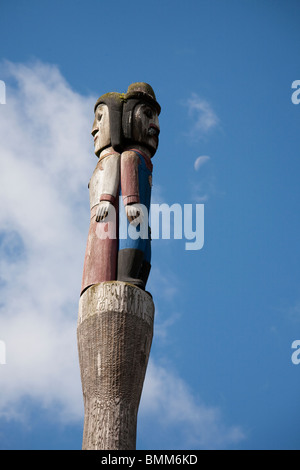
77;281;155;450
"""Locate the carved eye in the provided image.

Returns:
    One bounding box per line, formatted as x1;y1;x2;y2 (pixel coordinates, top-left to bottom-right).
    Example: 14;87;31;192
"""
97;112;102;122
144;108;153;119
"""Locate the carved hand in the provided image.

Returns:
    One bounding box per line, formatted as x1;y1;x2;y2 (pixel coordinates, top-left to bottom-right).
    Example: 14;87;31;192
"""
125;204;144;227
96;201;111;222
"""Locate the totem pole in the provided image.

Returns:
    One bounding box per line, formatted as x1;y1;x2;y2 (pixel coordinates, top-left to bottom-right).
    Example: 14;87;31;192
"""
77;83;160;450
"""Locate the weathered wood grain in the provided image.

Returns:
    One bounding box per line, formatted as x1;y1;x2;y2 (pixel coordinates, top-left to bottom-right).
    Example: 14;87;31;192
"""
77;281;154;450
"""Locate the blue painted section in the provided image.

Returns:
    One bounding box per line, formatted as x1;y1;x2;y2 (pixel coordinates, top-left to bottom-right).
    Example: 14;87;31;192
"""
119;151;152;262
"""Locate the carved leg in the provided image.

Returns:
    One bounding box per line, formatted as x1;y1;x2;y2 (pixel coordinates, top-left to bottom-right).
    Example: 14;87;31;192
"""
81;201;119;295
117;248;145;289
139;260;151;288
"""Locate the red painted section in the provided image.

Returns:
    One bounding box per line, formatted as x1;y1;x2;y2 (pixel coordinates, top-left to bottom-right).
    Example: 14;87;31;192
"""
121;151;140;205
80;199;119;295
128;148;153;171
100;193;116;204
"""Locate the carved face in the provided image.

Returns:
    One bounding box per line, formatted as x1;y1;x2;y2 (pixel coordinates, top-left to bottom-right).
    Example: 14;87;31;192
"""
131;103;160;154
91;104;111;156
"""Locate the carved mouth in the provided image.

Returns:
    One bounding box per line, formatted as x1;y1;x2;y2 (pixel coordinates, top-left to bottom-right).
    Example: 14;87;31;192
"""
148;124;160;137
91;127;99;142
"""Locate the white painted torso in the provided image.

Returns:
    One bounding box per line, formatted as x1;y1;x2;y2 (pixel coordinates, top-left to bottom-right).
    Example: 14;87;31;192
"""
88;150;120;210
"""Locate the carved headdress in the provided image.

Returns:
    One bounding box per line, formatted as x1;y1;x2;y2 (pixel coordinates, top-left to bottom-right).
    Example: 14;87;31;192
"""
93;83;160;155
122;82;161;156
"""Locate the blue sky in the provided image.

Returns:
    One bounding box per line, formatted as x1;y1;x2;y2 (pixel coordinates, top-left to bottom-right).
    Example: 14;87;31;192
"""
0;0;300;450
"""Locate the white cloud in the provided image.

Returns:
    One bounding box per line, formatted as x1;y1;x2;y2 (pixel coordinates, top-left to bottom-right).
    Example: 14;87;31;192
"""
144;266;245;449
0;60;96;422
0;61;243;449
194;155;210;171
140;360;245;449
185;93;219;140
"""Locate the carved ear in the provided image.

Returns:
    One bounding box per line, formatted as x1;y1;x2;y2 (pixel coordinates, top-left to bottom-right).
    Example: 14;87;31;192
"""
122;98;139;142
108;95;123;153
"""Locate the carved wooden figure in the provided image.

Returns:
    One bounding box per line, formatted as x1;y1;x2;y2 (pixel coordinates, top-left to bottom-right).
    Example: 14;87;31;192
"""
81;83;160;294
78;83;160;450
